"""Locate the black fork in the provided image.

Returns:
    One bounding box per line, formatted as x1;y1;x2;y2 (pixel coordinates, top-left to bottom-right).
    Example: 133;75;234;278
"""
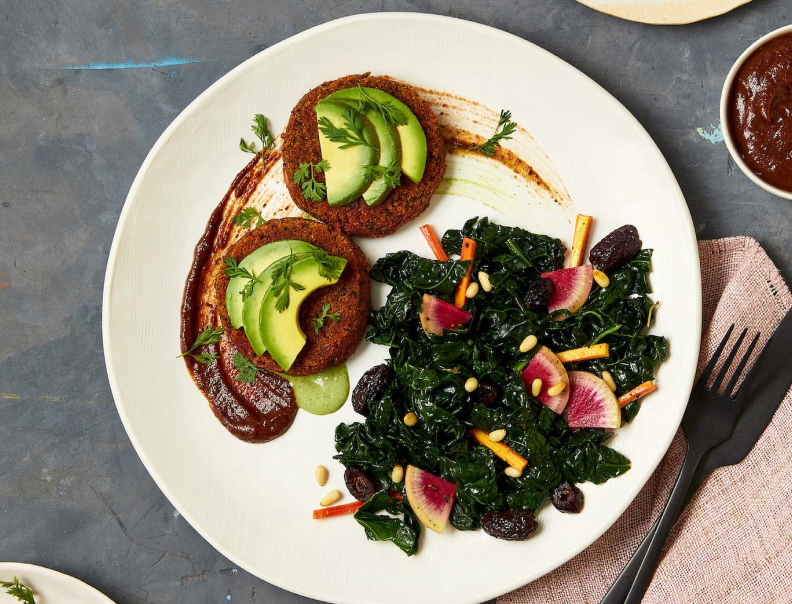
602;325;765;604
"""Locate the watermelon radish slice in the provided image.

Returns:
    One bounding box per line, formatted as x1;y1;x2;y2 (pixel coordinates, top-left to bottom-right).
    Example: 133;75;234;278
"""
404;465;457;534
520;346;570;413
419;294;473;336
541;265;593;314
565;371;621;429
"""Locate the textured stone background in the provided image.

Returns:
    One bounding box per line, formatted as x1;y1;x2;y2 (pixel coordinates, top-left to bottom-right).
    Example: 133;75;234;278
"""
1;1;790;603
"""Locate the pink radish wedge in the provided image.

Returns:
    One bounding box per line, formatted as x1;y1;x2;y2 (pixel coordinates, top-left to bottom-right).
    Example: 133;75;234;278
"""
541;265;593;314
520;346;570;413
404;465;457;534
419;294;473;336
565;371;621;429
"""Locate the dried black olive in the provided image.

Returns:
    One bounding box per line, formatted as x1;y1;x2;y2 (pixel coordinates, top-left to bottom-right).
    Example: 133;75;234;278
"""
523;278;553;309
551;481;585;513
344;466;378;502
589;225;642;274
476;381;499;407
352;364;394;417
481;509;537;541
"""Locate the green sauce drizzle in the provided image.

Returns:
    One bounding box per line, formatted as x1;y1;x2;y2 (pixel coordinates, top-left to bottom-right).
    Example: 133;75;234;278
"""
279;364;350;415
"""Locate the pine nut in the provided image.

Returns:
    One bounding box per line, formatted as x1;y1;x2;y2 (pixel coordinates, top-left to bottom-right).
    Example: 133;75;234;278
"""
391;464;404;483
403;412;418;427
488;429;507;443
478;271;493;292
319;489;341;507
314;465;328;486
465;282;479;298
593;269;610;288
504;466;523;478
520;334;538;353
531;378;543;397
602;370;617;392
464;377;479;392
548;381;566;397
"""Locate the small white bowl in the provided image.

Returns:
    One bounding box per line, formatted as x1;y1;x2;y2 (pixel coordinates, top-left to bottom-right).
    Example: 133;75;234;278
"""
720;24;792;201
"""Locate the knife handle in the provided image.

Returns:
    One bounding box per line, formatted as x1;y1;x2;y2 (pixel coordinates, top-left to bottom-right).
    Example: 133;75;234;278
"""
622;442;706;604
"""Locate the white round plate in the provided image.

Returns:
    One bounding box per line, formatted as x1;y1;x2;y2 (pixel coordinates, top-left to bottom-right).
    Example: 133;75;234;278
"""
577;0;751;25
103;13;701;604
0;563;115;604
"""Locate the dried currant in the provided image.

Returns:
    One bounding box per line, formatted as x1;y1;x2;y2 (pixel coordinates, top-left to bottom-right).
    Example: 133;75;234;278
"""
551;481;585;513
344;466;378;502
523;278;554;310
477;381;499;406
352;364;394;417
589;225;642;274
481;509;537;541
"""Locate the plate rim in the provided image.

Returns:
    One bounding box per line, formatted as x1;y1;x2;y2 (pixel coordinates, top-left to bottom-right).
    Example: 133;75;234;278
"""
102;12;701;603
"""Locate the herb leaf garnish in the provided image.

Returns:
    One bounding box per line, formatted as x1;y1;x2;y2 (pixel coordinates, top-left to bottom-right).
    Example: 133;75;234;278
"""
233;352;260;383
178;325;223;364
356;84;408;127
1;578;35;604
240;114;275;157
312;248;345;281
270;252;306;313
231;207;265;229
293;159;330;202
363;161;402;189
313;303;341;333
223;257;262;300
317;107;377;150
472;109;518;156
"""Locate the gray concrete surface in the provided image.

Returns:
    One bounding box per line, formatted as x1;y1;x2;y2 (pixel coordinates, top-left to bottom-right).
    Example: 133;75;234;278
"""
1;1;790;603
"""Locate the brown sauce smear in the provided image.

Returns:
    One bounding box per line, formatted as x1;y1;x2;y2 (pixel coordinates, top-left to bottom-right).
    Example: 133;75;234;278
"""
180;152;298;443
728;32;792;192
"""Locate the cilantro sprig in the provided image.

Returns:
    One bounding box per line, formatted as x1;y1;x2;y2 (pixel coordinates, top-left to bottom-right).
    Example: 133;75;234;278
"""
231;207;265;229
363;161;402;189
317;107;377;150
233;352;260;383
472;109;518;156
269;252;305;313
312;303;341;334
240;114;275;157
223;257;263;300
356;84;407;127
293;160;330;202
178;325;223;364
1;578;35;604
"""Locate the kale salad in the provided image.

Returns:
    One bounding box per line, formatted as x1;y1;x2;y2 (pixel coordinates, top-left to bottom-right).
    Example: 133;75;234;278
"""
324;216;666;555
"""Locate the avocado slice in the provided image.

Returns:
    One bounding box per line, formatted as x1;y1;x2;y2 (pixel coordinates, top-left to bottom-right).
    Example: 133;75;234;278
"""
241;241;316;355
326;87;427;184
260;255;347;371
226;240;306;329
330;101;401;207
315;100;378;207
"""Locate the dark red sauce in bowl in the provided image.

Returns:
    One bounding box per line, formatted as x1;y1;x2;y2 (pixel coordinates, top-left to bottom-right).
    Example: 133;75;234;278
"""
727;31;792;194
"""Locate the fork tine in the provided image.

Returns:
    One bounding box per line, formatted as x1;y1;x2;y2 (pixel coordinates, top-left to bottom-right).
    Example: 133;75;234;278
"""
724;332;761;398
711;328;748;391
733;334;773;400
699;324;735;387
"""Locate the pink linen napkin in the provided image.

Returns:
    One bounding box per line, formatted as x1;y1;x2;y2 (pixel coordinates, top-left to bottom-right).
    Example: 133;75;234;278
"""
499;237;791;604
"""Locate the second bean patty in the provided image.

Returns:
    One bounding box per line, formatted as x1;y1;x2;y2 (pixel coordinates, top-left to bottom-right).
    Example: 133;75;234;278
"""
214;217;370;376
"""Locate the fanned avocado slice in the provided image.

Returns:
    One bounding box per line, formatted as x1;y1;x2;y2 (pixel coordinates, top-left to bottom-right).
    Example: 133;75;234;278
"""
326;87;427;184
260;254;347;371
241;241;316;355
315;100;378;207
226;240;305;329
